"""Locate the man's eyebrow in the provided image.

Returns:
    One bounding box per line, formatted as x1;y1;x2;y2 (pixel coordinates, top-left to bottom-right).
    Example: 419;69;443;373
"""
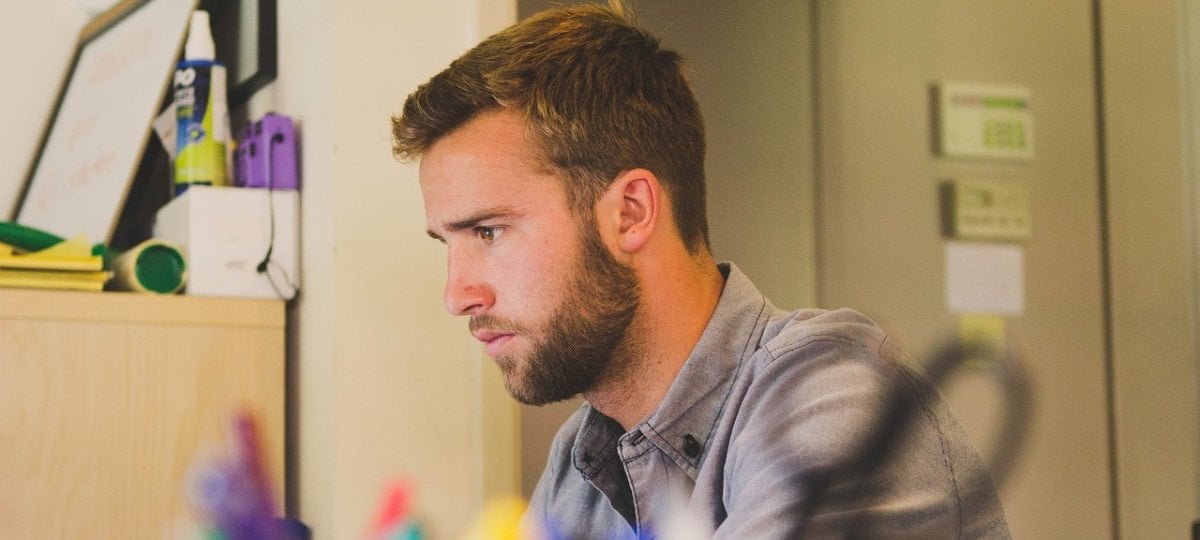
426;207;521;241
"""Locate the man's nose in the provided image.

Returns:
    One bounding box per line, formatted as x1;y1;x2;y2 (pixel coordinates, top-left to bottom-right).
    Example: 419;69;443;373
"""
444;250;494;316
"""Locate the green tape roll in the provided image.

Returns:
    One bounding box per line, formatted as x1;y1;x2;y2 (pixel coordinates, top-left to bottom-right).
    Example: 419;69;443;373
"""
109;239;187;294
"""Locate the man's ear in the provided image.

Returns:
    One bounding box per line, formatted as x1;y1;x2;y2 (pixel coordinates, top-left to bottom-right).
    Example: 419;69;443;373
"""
600;168;661;254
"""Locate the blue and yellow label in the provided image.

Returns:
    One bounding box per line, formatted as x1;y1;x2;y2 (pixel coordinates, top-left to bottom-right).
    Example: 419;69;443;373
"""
174;60;227;191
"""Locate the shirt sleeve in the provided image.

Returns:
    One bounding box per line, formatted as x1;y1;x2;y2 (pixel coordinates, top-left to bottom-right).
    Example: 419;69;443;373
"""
716;336;1010;539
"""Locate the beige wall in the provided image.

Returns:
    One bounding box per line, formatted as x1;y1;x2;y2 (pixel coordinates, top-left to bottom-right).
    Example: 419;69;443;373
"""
264;1;520;538
819;0;1200;537
1188;0;1200;518
1101;0;1200;536
815;1;1112;537
647;0;818;311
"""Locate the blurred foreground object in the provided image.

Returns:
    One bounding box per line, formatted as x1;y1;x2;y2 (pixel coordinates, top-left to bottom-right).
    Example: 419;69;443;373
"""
921;338;1034;488
463;495;555;540
365;478;422;540
182;410;306;540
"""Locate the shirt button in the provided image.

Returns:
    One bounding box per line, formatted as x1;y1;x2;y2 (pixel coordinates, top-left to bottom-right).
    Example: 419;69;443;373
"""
683;434;701;458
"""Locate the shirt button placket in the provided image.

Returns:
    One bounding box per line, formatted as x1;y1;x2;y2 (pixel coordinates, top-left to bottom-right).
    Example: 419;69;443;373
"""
620;430;653;532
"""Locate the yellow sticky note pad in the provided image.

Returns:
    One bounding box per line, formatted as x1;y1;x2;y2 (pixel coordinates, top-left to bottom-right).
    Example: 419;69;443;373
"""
960;315;1005;347
959;315;1005;368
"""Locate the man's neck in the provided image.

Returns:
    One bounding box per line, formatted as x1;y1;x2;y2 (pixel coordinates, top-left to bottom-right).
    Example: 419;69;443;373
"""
584;255;725;431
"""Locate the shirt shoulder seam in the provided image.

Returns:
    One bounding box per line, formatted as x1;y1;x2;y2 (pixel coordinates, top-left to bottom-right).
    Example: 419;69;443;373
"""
888;336;966;535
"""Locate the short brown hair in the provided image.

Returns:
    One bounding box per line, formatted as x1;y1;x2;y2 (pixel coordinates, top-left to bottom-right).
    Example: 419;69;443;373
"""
392;4;710;254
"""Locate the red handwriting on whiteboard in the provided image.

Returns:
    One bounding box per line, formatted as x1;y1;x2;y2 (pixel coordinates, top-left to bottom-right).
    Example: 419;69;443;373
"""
86;27;158;87
63;113;99;150
75;151;117;190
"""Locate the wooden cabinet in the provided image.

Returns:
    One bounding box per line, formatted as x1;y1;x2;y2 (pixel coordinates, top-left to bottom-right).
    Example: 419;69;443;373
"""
0;289;285;538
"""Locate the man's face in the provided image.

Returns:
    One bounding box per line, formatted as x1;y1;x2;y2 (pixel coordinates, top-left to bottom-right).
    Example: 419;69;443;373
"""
419;110;640;405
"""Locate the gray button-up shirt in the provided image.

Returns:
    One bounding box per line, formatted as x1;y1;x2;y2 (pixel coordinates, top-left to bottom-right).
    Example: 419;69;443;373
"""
529;264;1009;539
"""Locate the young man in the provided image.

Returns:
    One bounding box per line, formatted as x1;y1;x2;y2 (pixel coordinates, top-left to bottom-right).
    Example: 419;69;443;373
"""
393;4;1009;539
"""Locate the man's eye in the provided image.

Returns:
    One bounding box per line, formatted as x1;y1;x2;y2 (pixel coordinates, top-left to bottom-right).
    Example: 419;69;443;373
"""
476;227;502;242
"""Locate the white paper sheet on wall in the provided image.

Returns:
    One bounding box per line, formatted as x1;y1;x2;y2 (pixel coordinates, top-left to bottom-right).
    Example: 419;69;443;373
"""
945;241;1025;315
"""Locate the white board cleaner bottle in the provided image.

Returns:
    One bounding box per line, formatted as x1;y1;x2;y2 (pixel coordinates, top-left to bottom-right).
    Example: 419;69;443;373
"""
173;10;228;195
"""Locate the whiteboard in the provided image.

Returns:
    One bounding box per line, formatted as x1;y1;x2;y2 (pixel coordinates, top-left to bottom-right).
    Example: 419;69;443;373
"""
16;0;196;244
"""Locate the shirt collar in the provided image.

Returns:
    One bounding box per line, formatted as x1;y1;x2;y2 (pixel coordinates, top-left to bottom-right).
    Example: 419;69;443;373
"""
571;262;772;479
640;262;770;475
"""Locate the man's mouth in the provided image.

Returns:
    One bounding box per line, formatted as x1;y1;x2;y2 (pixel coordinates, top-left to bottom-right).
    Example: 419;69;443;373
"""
471;329;515;356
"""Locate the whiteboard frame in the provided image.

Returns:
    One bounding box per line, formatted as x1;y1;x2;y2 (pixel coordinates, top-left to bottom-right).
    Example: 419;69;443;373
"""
13;0;197;244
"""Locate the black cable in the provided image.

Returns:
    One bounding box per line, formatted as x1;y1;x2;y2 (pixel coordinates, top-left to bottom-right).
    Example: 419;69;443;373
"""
256;131;298;302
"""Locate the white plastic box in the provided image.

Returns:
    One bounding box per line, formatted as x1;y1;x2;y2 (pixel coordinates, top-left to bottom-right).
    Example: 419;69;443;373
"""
153;185;299;299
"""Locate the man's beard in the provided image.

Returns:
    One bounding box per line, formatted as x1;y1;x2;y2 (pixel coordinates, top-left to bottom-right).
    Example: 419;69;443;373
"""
471;223;641;405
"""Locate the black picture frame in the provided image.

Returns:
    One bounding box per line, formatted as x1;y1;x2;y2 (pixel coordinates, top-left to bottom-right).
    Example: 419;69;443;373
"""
202;0;276;108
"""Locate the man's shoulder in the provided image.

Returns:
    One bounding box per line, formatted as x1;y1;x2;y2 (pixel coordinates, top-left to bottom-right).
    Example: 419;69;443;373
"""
711;308;1010;537
756;307;901;366
721;306;935;468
